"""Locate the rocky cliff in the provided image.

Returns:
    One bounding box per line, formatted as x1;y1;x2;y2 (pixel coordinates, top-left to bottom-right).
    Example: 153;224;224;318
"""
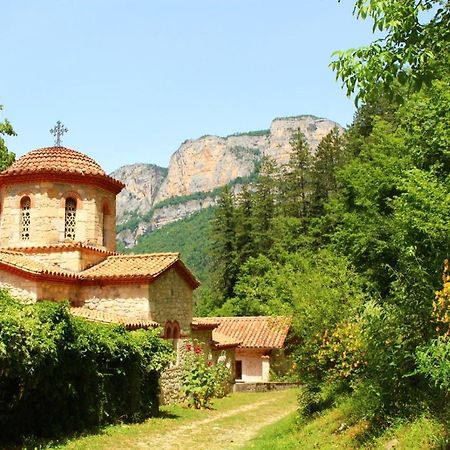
113;115;342;247
111;164;167;224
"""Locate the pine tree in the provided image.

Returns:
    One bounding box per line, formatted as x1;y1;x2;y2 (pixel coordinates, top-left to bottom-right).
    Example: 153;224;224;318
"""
310;127;346;216
251;157;279;255
209;186;238;303
281;128;312;221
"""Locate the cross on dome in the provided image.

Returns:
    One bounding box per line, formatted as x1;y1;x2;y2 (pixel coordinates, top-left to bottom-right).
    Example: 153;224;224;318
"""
50;121;68;147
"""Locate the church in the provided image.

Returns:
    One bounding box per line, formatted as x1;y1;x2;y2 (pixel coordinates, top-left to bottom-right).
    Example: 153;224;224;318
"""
0;141;290;387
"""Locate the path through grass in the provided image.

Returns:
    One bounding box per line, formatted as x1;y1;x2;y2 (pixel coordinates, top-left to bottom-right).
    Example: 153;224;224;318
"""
54;388;299;450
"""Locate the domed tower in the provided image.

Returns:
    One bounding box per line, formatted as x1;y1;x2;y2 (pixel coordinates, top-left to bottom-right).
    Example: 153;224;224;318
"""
0;147;124;270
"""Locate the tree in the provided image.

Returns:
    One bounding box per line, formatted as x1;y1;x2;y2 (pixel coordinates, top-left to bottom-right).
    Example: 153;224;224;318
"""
331;0;450;104
310;127;347;216
0;105;16;171
280;129;312;222
208;186;238;304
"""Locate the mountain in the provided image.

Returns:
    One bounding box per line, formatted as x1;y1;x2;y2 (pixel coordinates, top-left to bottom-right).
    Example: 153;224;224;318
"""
113;115;342;248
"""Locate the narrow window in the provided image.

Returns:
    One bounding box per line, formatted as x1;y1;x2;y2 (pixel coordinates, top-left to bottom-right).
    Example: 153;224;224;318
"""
20;197;31;240
172;321;181;340
64;198;76;240
164;322;173;339
102;204;108;247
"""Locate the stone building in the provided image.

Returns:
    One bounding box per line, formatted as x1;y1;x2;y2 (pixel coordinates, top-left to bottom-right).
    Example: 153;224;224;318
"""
0;145;291;397
0;146;199;339
194;316;291;383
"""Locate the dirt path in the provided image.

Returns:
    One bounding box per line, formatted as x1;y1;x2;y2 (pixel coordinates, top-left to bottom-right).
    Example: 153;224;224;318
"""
136;390;298;449
61;389;299;450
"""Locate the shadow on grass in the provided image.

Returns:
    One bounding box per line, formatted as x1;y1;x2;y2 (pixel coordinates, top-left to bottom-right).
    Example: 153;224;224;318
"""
0;409;183;449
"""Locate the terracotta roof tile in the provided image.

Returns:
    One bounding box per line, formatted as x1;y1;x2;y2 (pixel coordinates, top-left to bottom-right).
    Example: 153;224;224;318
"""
0;251;199;287
4;147;106;176
211;331;242;349
70;307;159;330
0;250;79;278
0;147;125;193
81;253;180;278
194;316;292;349
191;318;221;330
2;242;117;256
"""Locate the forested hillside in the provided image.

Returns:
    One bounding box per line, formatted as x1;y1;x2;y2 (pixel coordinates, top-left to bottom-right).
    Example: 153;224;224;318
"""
197;0;450;445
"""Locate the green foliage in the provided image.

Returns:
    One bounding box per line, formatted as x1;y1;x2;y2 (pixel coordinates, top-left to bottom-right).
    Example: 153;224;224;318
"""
331;0;450;104
0;104;16;171
0;293;173;444
416;337;450;392
181;341;230;409
229;145;262;160
227;129;270;137
131;207;214;284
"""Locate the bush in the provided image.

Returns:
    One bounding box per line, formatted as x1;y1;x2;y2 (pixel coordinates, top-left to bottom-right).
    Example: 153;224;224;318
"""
0;293;173;443
181;341;230;409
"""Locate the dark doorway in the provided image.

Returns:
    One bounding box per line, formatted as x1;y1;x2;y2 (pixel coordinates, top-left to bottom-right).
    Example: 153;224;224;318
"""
235;360;242;380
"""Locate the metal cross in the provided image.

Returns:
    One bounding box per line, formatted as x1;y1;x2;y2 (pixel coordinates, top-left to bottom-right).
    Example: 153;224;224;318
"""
50;121;68;147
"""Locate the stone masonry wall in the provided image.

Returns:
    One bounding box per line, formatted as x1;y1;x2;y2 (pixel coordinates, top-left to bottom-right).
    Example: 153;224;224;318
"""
0;182;116;251
79;283;149;319
0;271;38;302
149;269;193;335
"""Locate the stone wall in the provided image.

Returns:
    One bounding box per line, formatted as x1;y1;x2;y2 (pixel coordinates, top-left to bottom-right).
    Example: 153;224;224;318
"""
0;181;116;251
79;283;149;319
233;382;300;392
0;271;38;301
159;365;184;405
38;281;79;302
149;269;193;334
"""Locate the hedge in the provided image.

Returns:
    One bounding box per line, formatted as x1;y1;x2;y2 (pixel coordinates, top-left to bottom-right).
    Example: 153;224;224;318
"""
0;292;173;443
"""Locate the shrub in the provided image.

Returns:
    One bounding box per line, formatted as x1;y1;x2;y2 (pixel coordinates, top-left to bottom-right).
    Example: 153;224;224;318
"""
181;341;230;409
0;293;173;443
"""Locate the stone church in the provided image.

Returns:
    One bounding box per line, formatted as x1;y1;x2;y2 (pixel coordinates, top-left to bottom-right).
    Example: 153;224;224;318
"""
0;145;290;387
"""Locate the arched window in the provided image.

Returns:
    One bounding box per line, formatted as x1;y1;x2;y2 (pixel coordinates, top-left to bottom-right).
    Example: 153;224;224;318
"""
20;196;31;240
102;203;109;247
164;322;173;339
172;321;181;340
64;198;77;240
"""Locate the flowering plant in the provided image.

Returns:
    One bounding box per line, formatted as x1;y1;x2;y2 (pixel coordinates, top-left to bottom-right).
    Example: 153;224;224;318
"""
181;341;230;408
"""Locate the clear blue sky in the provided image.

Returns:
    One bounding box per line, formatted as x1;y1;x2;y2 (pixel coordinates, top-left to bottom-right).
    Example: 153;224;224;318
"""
1;1;375;173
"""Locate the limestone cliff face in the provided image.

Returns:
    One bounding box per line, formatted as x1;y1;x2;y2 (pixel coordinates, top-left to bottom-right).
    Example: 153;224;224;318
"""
154;135;265;203
111;164;167;224
154;115;340;203
267;116;341;163
113;115;343;247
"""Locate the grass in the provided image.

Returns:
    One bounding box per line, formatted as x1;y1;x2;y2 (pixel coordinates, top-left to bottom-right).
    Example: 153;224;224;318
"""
32;389;298;450
243;394;450;450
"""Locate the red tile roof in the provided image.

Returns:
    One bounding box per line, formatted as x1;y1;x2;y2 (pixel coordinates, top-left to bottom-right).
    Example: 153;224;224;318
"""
3;242;117;256
4;147;106;176
211;331;242;349
0;250;79;279
70;307;159;330
0;147;124;193
0;251;199;287
194;316;292;349
81;253;200;287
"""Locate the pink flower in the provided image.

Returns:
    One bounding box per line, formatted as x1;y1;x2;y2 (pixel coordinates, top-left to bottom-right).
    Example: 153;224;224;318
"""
186;343;192;352
207;361;213;367
195;345;202;354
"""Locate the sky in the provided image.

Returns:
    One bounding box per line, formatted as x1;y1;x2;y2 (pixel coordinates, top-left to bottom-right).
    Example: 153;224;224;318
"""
0;1;376;173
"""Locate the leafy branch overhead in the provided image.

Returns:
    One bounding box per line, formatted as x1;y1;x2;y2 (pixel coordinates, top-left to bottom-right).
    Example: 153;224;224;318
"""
0;105;16;171
331;0;450;104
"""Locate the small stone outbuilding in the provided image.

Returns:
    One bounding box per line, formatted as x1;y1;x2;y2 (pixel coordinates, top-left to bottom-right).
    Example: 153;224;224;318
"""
193;316;292;382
